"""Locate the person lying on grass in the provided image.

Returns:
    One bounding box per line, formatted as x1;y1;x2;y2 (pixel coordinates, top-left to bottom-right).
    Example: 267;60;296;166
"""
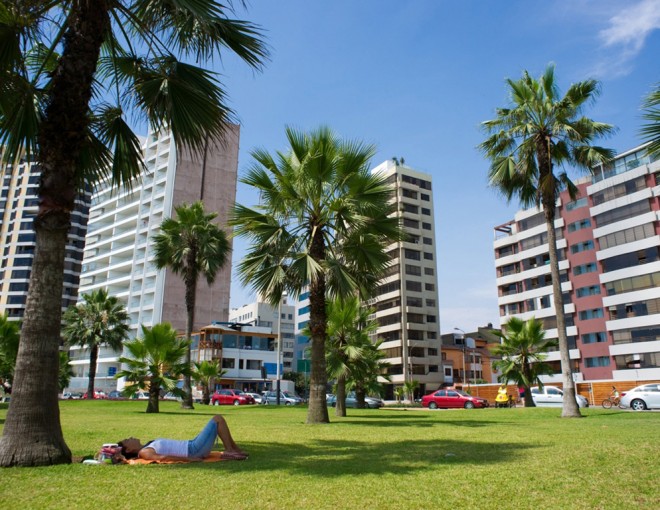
116;415;248;463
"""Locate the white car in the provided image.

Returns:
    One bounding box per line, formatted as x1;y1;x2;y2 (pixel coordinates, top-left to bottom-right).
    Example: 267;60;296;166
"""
246;392;263;404
530;386;589;408
619;384;660;411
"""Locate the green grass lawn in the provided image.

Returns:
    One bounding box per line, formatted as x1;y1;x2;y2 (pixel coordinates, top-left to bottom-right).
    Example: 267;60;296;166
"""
1;401;658;509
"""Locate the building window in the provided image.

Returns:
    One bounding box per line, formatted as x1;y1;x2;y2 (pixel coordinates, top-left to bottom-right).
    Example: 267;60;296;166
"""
423;252;433;260
573;263;597;276
421;193;430;201
585;356;610;368
425;283;435;291
422;222;432;230
565;197;588;211
421;207;431;216
579;308;604;320
570;240;594;254
423;237;433;245
581;332;607;344
405;249;421;261
567;218;591;232
406;280;422;292
576;285;601;298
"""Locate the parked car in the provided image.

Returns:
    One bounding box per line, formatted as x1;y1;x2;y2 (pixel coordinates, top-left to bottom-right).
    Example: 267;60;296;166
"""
82;390;107;399
619;383;660;410
327;393;384;408
422;389;489;409
211;389;255;406
107;390;125;400
262;390;303;405
61;392;83;400
162;392;181;401
530;386;589;408
128;391;149;400
246;392;263;404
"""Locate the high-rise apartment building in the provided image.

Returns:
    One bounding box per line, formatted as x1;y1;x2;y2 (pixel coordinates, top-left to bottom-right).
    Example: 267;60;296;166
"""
0;160;90;321
369;160;443;397
69;127;239;392
494;143;660;383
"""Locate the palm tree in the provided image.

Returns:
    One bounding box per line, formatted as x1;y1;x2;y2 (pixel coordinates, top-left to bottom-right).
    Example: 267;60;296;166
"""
479;64;615;418
193;360;225;406
58;351;74;394
62;289;129;400
403;379;419;405
152;201;230;409
641;83;660;159
230;126;402;424
0;2;266;466
346;338;390;408
117;323;190;414
491;317;557;407
0;315;20;391
325;296;375;417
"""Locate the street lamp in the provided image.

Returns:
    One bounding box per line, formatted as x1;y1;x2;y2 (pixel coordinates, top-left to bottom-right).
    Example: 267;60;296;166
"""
454;328;466;387
276;291;287;405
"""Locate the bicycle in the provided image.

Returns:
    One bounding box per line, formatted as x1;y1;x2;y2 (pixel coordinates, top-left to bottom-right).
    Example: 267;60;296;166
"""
601;396;625;409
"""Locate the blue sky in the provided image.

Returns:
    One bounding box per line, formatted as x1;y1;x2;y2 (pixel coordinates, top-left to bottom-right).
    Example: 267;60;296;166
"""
217;0;660;333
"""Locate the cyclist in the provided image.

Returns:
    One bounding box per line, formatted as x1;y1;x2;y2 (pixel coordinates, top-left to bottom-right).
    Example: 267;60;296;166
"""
610;386;620;404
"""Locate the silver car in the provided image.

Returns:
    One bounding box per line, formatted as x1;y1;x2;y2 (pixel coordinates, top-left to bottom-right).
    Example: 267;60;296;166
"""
263;390;303;405
619;384;660;411
530;386;589;408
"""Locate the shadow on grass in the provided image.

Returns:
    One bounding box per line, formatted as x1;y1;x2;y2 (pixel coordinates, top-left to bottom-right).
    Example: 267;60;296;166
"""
165;437;540;478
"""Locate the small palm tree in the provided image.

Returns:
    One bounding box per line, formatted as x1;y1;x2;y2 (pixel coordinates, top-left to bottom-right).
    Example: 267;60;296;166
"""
153;201;230;409
641;83;660;159
0;315;20;390
403;380;419;405
117;323;190;414
347;338;390;408
393;386;405;404
58;351;74;393
62;289;129;400
325;296;375;416
491;317;557;407
480;64;615;418
0;1;267;466
230;126;403;424
193;360;226;405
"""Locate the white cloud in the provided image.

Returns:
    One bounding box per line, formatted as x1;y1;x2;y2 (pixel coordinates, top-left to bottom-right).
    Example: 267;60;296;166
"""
595;0;660;76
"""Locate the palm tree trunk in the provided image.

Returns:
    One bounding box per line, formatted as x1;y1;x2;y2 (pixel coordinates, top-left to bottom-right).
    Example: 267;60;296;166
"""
0;1;110;467
545;213;581;417
307;230;330;424
182;266;197;410
355;386;366;409
335;375;347;417
87;344;99;399
147;383;160;414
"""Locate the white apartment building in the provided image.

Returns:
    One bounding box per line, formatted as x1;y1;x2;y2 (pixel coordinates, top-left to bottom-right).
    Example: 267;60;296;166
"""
69;127;239;392
369;160;443;397
229;294;296;373
493;143;660;383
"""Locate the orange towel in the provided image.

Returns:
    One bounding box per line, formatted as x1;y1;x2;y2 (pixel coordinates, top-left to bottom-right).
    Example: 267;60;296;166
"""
127;451;226;465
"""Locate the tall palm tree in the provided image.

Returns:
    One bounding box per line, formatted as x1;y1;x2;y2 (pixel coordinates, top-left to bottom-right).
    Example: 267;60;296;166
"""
325;296;375;417
230;126;403;424
193;360;225;406
479;64;615;418
491;317;557;407
0;1;266;466
62;289;129;400
152;201;230;409
58;351;74;394
641;83;660;159
117;323;190;414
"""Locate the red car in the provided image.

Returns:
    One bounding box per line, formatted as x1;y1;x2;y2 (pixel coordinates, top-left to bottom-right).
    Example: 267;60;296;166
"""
422;389;489;409
211;389;255;406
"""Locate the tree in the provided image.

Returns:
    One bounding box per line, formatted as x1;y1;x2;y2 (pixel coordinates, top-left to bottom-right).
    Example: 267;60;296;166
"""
346;338;389;408
62;289;129;399
0;315;20;391
641;83;660;159
230;126;402;424
117;323;190;414
479;64;615;418
192;360;225;406
153;201;230;409
58;351;74;393
491;317;557;407
325;296;374;416
0;1;267;466
403;379;419;405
